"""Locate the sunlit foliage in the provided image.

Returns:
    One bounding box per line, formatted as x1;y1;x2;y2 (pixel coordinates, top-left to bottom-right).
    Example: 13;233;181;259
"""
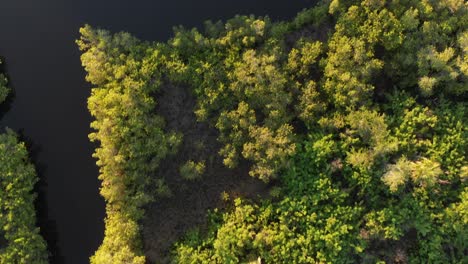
78;25;181;263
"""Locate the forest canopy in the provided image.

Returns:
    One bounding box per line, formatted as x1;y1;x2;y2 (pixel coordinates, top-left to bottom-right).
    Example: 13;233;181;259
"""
79;0;467;263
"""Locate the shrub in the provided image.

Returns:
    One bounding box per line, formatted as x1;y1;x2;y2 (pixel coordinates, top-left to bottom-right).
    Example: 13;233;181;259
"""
180;160;206;181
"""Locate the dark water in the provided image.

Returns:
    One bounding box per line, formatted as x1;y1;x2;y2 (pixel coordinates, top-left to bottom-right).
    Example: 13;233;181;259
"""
0;0;315;263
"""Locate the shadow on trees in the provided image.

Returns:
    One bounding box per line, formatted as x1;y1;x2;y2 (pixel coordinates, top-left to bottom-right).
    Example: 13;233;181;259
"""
0;60;65;263
16;130;65;264
0;57;15;120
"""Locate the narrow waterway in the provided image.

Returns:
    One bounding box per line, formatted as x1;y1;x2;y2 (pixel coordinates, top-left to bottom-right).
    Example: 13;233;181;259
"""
0;0;315;263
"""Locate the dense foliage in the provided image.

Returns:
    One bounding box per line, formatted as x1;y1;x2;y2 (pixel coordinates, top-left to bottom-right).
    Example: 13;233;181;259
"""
0;60;8;104
172;0;467;262
80;0;467;263
77;26;181;263
0;61;48;264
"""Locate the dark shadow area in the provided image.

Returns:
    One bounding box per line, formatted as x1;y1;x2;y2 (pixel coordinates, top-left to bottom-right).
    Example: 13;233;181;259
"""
0;232;6;251
0;57;15;120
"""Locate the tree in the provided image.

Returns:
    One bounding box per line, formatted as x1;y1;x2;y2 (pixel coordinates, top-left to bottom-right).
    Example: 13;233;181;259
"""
0;130;48;264
0;60;9;104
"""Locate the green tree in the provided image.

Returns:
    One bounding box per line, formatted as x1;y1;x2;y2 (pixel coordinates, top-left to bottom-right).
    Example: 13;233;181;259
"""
0;60;9;104
0;130;48;264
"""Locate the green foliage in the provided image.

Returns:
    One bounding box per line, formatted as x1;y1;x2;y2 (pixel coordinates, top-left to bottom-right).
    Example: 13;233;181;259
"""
384;0;468;95
170;1;467;262
154;178;172;198
0;60;9;104
323;34;383;109
180;160;205;181
242;124;296;181
287;39;322;77
78;25;181;263
169;16;299;182
417;45;464;96
0;129;48;264
442;187;468;261
174;139;363;263
382;156;412;193
410;157;443;188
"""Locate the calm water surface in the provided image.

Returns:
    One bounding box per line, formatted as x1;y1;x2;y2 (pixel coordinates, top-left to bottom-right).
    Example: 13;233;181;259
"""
0;0;315;263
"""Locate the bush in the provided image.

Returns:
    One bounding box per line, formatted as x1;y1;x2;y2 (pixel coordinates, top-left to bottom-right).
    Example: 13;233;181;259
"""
180;160;206;181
